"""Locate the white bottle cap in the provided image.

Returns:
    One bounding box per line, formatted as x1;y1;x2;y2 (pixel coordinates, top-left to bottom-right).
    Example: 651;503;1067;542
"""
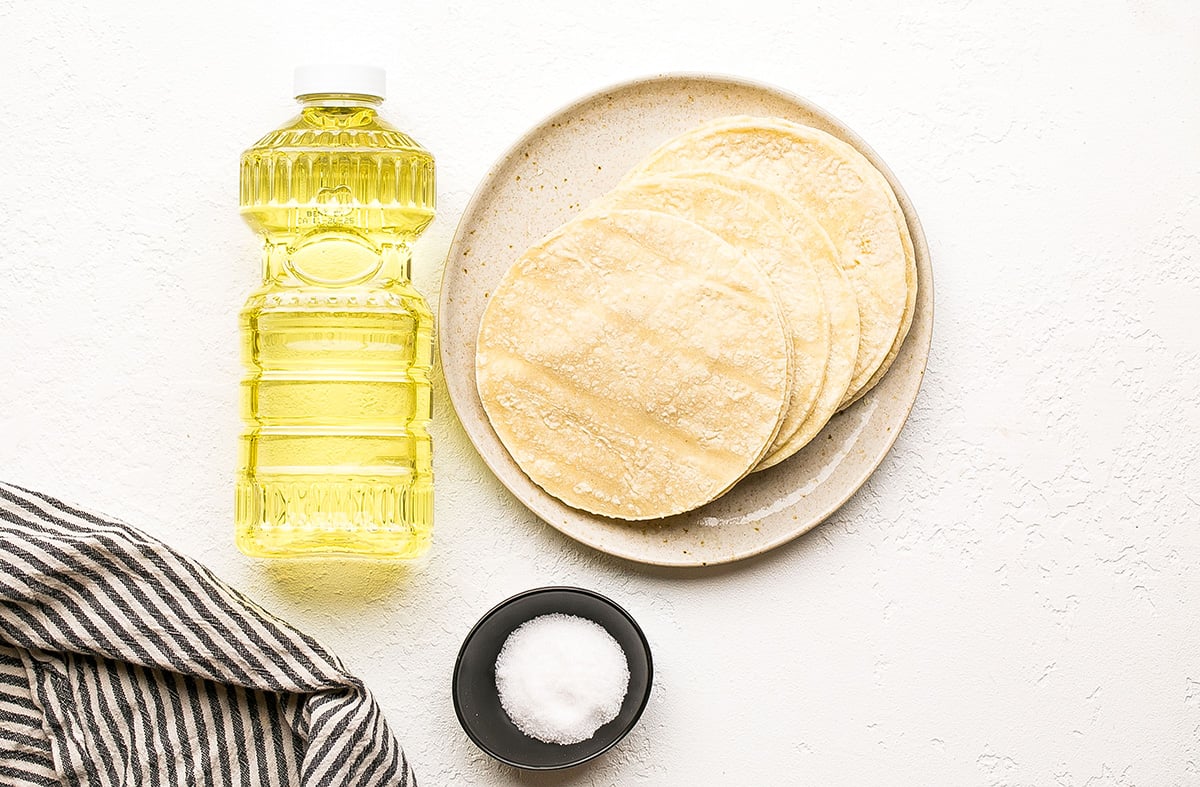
293;65;386;100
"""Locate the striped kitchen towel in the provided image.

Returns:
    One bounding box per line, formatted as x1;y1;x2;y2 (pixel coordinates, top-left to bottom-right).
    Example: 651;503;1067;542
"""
0;481;415;787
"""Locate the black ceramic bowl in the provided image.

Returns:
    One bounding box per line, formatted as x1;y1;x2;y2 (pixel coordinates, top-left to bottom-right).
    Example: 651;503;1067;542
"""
452;586;653;770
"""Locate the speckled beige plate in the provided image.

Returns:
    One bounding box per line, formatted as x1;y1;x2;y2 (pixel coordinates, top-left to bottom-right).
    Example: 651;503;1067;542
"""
439;74;933;567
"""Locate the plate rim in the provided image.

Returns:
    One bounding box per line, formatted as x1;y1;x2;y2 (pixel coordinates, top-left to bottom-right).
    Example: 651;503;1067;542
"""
438;71;933;567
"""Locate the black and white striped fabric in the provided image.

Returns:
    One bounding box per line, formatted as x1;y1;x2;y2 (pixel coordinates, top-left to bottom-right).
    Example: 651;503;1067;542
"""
0;481;415;786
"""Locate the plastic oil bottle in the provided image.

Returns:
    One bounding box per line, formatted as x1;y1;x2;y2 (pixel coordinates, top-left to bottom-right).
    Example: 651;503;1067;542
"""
235;65;435;558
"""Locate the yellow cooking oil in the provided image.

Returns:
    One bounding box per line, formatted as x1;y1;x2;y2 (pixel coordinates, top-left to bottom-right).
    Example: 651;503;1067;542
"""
235;66;435;559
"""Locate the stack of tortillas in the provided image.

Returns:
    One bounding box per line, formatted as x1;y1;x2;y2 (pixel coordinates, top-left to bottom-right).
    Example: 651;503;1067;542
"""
475;116;916;521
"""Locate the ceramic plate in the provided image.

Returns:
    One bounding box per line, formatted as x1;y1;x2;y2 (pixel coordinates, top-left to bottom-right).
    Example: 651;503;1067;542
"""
439;74;932;567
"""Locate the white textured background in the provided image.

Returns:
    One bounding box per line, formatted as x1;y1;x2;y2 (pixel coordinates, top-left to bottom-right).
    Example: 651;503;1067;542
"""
2;1;1199;784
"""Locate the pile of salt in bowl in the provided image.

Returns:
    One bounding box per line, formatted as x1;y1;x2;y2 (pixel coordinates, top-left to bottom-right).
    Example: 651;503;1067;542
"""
494;613;630;745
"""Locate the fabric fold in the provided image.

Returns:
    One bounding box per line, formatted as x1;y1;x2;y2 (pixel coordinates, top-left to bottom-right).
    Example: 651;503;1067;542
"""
0;481;414;787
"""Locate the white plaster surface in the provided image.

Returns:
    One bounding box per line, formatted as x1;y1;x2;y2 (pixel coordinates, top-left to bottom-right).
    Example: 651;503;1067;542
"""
2;1;1199;784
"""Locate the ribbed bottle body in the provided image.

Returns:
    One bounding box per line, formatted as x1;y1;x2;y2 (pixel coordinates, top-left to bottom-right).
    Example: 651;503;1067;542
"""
236;98;435;559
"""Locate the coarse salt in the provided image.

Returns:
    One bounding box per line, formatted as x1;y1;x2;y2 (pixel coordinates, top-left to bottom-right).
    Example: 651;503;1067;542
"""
494;613;630;745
